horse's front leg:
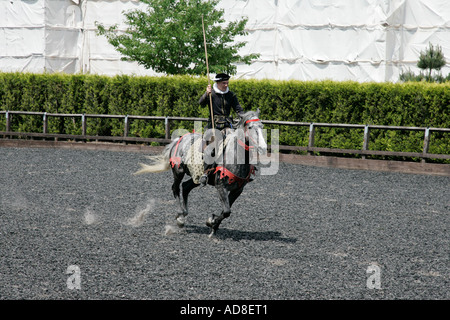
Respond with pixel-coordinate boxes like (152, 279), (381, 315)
(206, 180), (231, 237)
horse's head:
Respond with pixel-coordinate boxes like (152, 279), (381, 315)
(239, 109), (267, 155)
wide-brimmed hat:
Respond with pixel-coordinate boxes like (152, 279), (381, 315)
(213, 73), (230, 82)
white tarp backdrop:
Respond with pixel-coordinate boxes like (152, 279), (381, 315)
(1, 0), (449, 82)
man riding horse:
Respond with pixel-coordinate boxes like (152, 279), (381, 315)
(198, 73), (245, 186)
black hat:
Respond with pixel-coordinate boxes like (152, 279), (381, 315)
(213, 73), (230, 82)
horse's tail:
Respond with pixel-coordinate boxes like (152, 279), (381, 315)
(134, 139), (176, 175)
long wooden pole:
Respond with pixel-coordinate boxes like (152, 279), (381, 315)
(202, 15), (215, 132)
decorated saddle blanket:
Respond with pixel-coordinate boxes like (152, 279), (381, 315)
(169, 130), (236, 184)
(184, 137), (204, 184)
(182, 132), (233, 184)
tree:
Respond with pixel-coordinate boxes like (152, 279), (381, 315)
(96, 0), (259, 76)
(399, 43), (448, 83)
(417, 43), (446, 80)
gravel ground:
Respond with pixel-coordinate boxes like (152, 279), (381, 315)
(0, 147), (448, 300)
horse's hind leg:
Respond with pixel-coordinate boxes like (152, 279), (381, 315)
(176, 178), (199, 227)
(172, 171), (186, 227)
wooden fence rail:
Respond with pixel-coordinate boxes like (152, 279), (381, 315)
(1, 110), (449, 162)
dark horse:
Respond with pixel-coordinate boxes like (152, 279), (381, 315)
(135, 110), (267, 237)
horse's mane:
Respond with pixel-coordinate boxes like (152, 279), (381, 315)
(237, 110), (260, 128)
(222, 110), (261, 145)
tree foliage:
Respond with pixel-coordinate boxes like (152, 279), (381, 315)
(96, 0), (259, 76)
(417, 43), (446, 78)
(400, 43), (448, 83)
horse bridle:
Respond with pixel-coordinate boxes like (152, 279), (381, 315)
(242, 118), (262, 150)
(245, 118), (261, 125)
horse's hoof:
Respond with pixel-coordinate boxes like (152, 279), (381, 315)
(206, 216), (214, 228)
(176, 215), (186, 228)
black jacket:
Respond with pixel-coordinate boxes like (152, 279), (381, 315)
(199, 90), (244, 119)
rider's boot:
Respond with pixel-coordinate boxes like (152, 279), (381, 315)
(200, 136), (216, 186)
(199, 161), (210, 186)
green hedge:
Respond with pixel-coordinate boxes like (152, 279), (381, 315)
(0, 72), (448, 158)
(233, 79), (449, 157)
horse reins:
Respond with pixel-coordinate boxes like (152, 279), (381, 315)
(242, 118), (261, 150)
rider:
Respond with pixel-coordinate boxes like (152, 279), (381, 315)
(198, 73), (245, 186)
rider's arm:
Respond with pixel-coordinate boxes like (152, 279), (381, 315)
(198, 85), (212, 106)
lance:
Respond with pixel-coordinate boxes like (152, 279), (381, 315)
(202, 15), (215, 132)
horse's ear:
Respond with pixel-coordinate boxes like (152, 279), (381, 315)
(256, 108), (260, 116)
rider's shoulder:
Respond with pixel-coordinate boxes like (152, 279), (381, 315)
(227, 90), (238, 98)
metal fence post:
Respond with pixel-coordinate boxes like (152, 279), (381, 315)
(124, 115), (129, 137)
(362, 125), (370, 159)
(308, 123), (315, 155)
(422, 127), (430, 163)
(5, 111), (10, 139)
(82, 114), (86, 137)
(43, 112), (48, 134)
(6, 111), (10, 132)
(165, 117), (170, 140)
(124, 115), (129, 145)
